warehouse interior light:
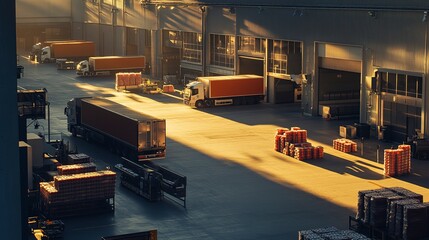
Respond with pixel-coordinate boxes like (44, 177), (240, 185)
(156, 5), (162, 10)
(423, 11), (428, 22)
(199, 6), (206, 12)
(170, 6), (175, 10)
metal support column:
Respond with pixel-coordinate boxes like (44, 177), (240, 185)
(0, 0), (23, 239)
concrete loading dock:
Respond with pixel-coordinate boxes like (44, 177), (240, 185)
(18, 57), (429, 239)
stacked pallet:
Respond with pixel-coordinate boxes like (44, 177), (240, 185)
(383, 144), (411, 177)
(115, 72), (144, 91)
(40, 170), (116, 218)
(67, 153), (91, 164)
(355, 187), (429, 239)
(332, 138), (358, 153)
(298, 227), (370, 240)
(274, 127), (323, 160)
(57, 163), (96, 175)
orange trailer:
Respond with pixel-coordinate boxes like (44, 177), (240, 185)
(183, 74), (264, 108)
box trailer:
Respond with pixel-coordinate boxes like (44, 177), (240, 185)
(76, 56), (145, 76)
(183, 74), (265, 108)
(40, 41), (95, 64)
(65, 97), (166, 161)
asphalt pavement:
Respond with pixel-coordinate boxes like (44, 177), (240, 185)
(18, 56), (429, 240)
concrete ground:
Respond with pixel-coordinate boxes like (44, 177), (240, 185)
(18, 57), (429, 240)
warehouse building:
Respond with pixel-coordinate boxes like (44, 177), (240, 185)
(16, 0), (429, 143)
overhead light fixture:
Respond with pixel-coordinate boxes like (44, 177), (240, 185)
(170, 6), (175, 10)
(423, 11), (428, 22)
(199, 6), (206, 12)
(156, 5), (162, 10)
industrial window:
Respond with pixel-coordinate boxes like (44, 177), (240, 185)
(164, 30), (182, 48)
(210, 34), (235, 68)
(238, 36), (265, 54)
(182, 32), (202, 63)
(378, 70), (422, 98)
(267, 39), (302, 74)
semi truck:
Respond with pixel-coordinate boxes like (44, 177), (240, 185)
(76, 56), (145, 76)
(183, 74), (265, 108)
(64, 97), (166, 161)
(39, 41), (95, 64)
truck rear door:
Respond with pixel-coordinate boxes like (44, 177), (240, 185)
(138, 120), (166, 151)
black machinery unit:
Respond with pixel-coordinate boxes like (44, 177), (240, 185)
(101, 230), (157, 240)
(17, 89), (47, 119)
(115, 158), (187, 208)
(411, 139), (429, 160)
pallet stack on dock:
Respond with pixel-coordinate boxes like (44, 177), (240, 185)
(66, 153), (91, 164)
(332, 138), (358, 153)
(57, 163), (96, 175)
(40, 165), (116, 218)
(298, 226), (370, 240)
(355, 187), (429, 240)
(274, 127), (324, 160)
(383, 144), (411, 177)
(115, 72), (144, 91)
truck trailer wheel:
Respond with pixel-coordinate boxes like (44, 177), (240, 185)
(195, 100), (205, 108)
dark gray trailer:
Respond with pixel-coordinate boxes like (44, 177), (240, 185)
(101, 230), (157, 240)
(65, 97), (166, 161)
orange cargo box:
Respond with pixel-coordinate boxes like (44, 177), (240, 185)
(90, 56), (145, 71)
(51, 41), (95, 58)
(199, 75), (264, 99)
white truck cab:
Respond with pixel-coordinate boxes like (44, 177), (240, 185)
(76, 60), (89, 76)
(40, 46), (52, 63)
(183, 81), (205, 108)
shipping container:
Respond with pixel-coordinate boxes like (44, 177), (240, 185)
(65, 97), (166, 161)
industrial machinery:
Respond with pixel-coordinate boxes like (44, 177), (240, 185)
(65, 97), (166, 161)
(183, 74), (264, 108)
(28, 217), (65, 240)
(115, 158), (187, 208)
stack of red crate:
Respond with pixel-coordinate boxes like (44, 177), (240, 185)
(274, 127), (323, 160)
(333, 138), (358, 153)
(384, 145), (411, 177)
(57, 163), (97, 175)
(40, 169), (116, 218)
(398, 144), (411, 175)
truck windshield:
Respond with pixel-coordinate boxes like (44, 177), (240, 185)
(183, 88), (191, 99)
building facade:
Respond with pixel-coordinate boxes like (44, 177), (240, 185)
(16, 0), (429, 143)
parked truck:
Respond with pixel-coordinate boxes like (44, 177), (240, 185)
(39, 41), (95, 65)
(76, 56), (145, 76)
(183, 74), (265, 108)
(64, 97), (166, 161)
